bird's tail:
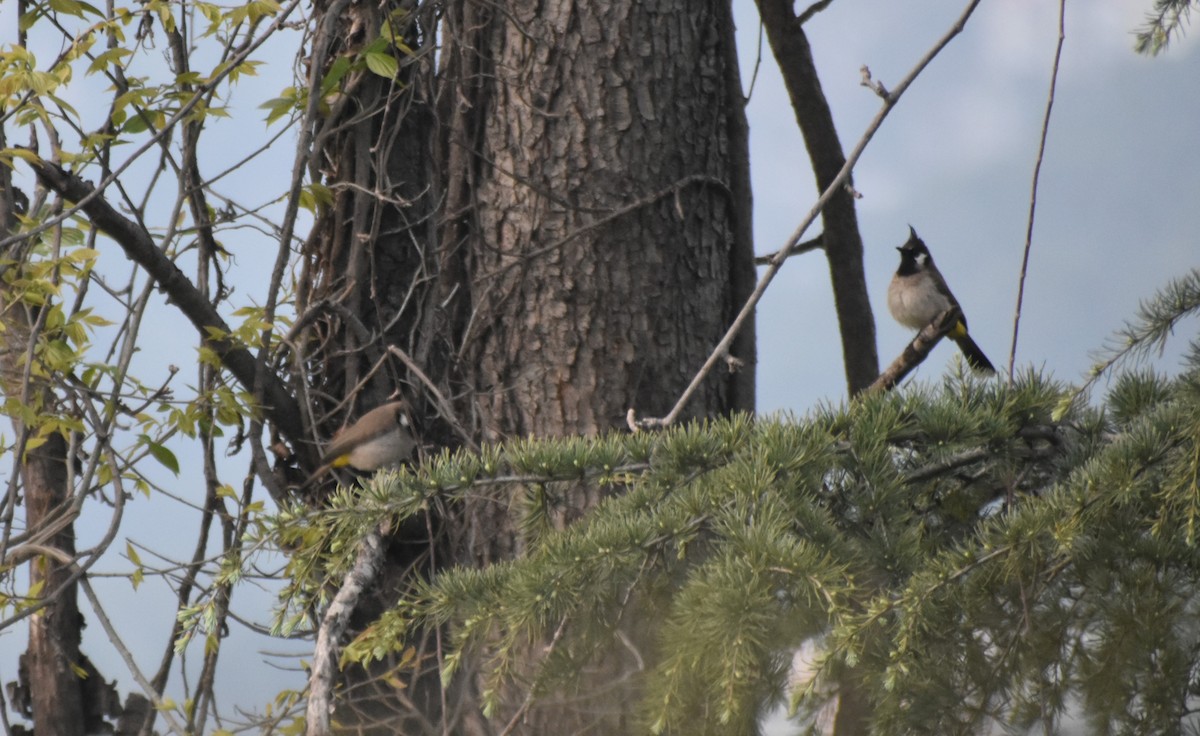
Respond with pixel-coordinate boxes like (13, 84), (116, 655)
(952, 334), (996, 373)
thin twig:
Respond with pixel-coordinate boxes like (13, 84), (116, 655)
(753, 233), (823, 265)
(29, 160), (308, 450)
(640, 0), (984, 429)
(797, 0), (835, 25)
(1008, 0), (1066, 381)
(0, 0), (304, 252)
(746, 17), (765, 101)
(473, 174), (727, 284)
(78, 575), (188, 735)
(497, 615), (570, 736)
(387, 344), (479, 451)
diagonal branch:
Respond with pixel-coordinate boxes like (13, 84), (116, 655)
(640, 0), (984, 428)
(868, 306), (965, 393)
(1007, 0), (1065, 381)
(28, 159), (308, 454)
(306, 525), (386, 736)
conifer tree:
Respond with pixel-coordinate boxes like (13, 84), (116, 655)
(277, 270), (1200, 734)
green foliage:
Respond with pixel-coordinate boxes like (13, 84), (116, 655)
(270, 264), (1200, 734)
(260, 374), (1100, 732)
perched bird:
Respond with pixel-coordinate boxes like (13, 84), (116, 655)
(887, 227), (996, 373)
(320, 400), (416, 471)
(298, 401), (416, 492)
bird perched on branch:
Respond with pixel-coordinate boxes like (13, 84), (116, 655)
(300, 400), (416, 491)
(887, 227), (996, 373)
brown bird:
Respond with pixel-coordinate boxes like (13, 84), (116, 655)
(319, 401), (415, 471)
(300, 401), (415, 490)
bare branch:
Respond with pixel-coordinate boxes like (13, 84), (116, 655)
(0, 0), (304, 253)
(859, 65), (889, 98)
(473, 174), (728, 284)
(1008, 0), (1065, 381)
(79, 576), (188, 736)
(386, 345), (479, 451)
(753, 233), (823, 265)
(306, 526), (386, 736)
(797, 0), (835, 25)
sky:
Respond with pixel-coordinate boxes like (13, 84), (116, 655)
(746, 1), (1200, 415)
(1, 0), (1199, 731)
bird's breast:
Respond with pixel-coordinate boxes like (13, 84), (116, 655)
(346, 429), (415, 471)
(888, 272), (953, 329)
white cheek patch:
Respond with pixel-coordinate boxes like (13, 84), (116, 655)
(916, 252), (929, 266)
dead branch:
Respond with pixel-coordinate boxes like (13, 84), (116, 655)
(1008, 0), (1066, 380)
(753, 233), (823, 265)
(868, 306), (963, 393)
(306, 525), (386, 736)
(387, 344), (479, 451)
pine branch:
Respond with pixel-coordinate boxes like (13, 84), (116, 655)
(1135, 0), (1198, 55)
(1077, 268), (1200, 397)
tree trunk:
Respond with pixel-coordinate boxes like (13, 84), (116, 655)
(0, 170), (86, 734)
(447, 0), (750, 441)
(20, 434), (86, 736)
(302, 0), (752, 731)
(439, 1), (753, 729)
(754, 4), (879, 730)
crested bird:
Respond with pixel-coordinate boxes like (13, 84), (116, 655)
(887, 226), (996, 373)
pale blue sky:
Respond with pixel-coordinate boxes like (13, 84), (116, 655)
(746, 1), (1200, 413)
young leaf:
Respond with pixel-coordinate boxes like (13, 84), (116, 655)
(364, 51), (398, 80)
(140, 435), (180, 475)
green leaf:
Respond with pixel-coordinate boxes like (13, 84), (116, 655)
(321, 56), (352, 95)
(86, 47), (133, 75)
(123, 111), (157, 134)
(66, 247), (100, 263)
(127, 540), (146, 590)
(125, 541), (142, 566)
(48, 0), (87, 18)
(364, 51), (398, 80)
(1, 148), (43, 165)
(140, 435), (180, 475)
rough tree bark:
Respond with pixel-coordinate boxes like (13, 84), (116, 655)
(442, 2), (754, 730)
(300, 0), (754, 732)
(12, 439), (87, 736)
(444, 0), (753, 441)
